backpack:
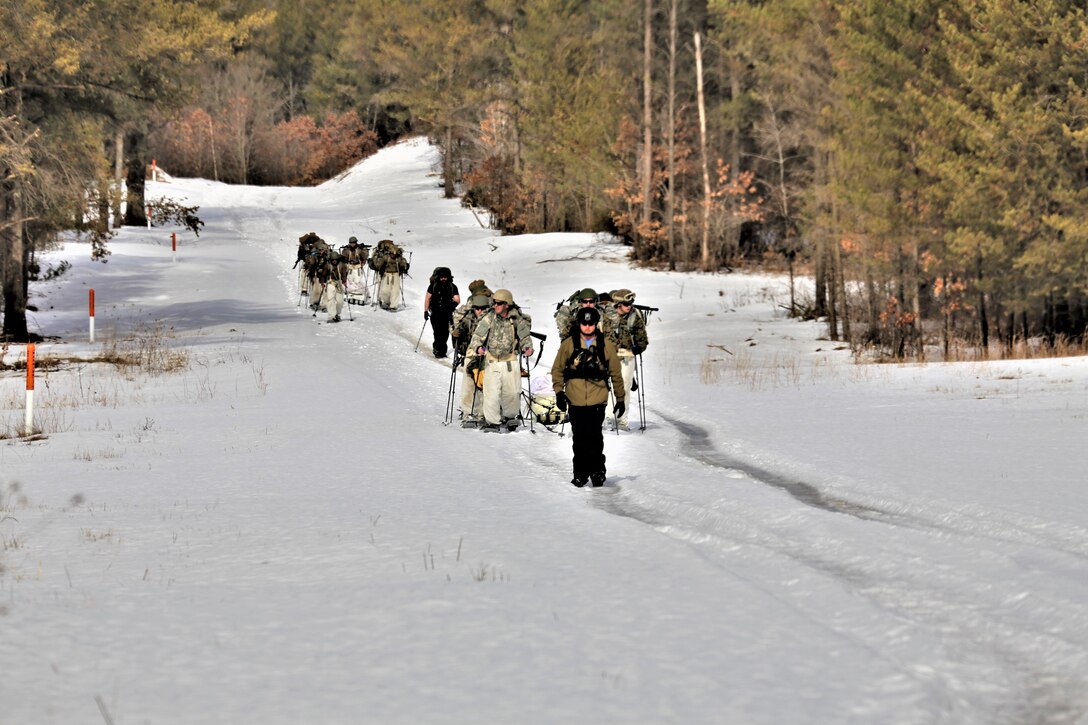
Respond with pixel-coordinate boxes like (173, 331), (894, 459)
(429, 267), (456, 312)
(564, 340), (609, 382)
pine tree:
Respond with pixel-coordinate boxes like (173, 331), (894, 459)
(0, 0), (271, 341)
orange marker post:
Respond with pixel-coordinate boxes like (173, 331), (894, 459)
(89, 288), (96, 343)
(25, 343), (35, 436)
(171, 232), (177, 263)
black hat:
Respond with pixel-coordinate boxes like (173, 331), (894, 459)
(576, 306), (600, 327)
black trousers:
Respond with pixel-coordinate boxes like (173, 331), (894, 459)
(567, 403), (606, 479)
(430, 314), (451, 357)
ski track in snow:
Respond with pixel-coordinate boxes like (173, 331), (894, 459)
(577, 416), (1088, 723)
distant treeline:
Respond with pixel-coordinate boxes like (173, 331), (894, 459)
(4, 1), (1087, 356)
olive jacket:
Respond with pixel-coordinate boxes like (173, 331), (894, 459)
(550, 334), (625, 407)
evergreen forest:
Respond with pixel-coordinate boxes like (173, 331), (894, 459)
(4, 0), (1088, 358)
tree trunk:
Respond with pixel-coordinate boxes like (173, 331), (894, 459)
(666, 0), (677, 270)
(640, 0), (654, 258)
(443, 126), (455, 198)
(1, 181), (29, 341)
(722, 55), (744, 264)
(694, 31), (712, 272)
(112, 128), (125, 228)
(124, 127), (148, 227)
(976, 254), (989, 351)
(911, 239), (923, 359)
(829, 152), (850, 343)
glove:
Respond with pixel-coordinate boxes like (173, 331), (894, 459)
(613, 401), (625, 419)
(424, 311), (430, 321)
(555, 392), (568, 412)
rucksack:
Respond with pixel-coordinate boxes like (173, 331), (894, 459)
(429, 268), (456, 312)
(564, 340), (609, 381)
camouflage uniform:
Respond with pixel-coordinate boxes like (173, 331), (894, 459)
(368, 239), (409, 310)
(604, 288), (648, 429)
(468, 289), (533, 431)
(294, 232), (322, 293)
(452, 294), (492, 427)
(452, 280), (491, 346)
(305, 242), (330, 309)
(318, 252), (347, 322)
(555, 287), (600, 341)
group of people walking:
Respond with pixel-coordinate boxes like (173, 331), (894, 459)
(294, 233), (410, 320)
(446, 280), (651, 488)
(292, 236), (652, 488)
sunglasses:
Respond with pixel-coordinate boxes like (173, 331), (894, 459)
(579, 299), (596, 304)
(616, 301), (632, 308)
(493, 301), (508, 306)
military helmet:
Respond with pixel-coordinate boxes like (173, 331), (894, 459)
(348, 236), (358, 244)
(471, 294), (491, 309)
(577, 306), (601, 326)
(577, 288), (598, 302)
(492, 289), (514, 305)
(612, 288), (635, 304)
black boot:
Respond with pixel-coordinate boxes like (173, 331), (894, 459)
(590, 471), (606, 487)
(571, 476), (588, 488)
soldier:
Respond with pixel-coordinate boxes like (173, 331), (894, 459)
(467, 289), (533, 432)
(604, 288), (648, 429)
(305, 243), (329, 310)
(319, 250), (347, 322)
(339, 236), (369, 264)
(555, 287), (601, 341)
(551, 306), (625, 487)
(424, 267), (460, 358)
(452, 294), (493, 427)
(368, 239), (410, 310)
(293, 232), (321, 292)
(341, 237), (371, 305)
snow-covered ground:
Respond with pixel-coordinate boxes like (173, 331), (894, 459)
(2, 137), (1087, 724)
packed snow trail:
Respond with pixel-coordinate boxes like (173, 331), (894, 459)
(2, 138), (1087, 724)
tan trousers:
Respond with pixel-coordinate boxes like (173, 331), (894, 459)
(378, 272), (401, 310)
(481, 355), (522, 426)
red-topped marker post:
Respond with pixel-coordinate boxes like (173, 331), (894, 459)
(25, 343), (35, 436)
(89, 288), (96, 343)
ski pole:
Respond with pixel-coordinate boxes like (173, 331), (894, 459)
(520, 355), (534, 433)
(414, 317), (427, 351)
(444, 358), (458, 425)
(636, 353), (647, 431)
(470, 364), (481, 423)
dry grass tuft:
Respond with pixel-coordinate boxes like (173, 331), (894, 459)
(100, 323), (190, 375)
